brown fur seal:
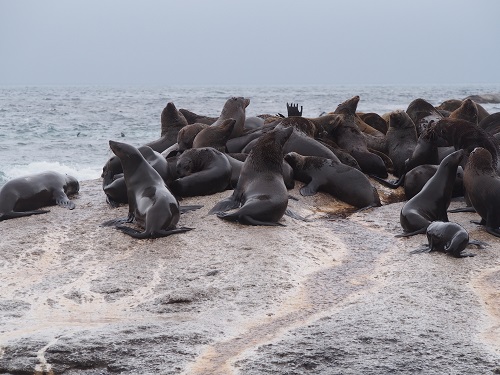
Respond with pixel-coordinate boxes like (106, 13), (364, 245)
(211, 97), (250, 139)
(208, 127), (293, 226)
(410, 221), (485, 258)
(170, 147), (232, 197)
(192, 119), (236, 151)
(160, 102), (188, 138)
(326, 96), (388, 177)
(103, 140), (195, 239)
(284, 152), (381, 209)
(396, 149), (465, 237)
(273, 116), (317, 138)
(178, 109), (217, 125)
(449, 98), (481, 124)
(384, 110), (418, 177)
(357, 112), (388, 134)
(406, 98), (443, 135)
(0, 171), (79, 221)
(463, 147), (500, 237)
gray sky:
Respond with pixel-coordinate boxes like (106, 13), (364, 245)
(1, 0), (499, 86)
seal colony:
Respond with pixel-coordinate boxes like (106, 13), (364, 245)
(1, 93), (499, 250)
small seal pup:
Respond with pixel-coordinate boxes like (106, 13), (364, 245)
(463, 147), (500, 237)
(208, 127), (294, 226)
(284, 152), (381, 209)
(410, 221), (485, 258)
(397, 149), (465, 237)
(0, 171), (79, 221)
(103, 140), (194, 239)
(170, 147), (232, 197)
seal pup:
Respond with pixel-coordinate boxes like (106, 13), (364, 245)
(284, 152), (381, 209)
(208, 127), (293, 226)
(410, 221), (485, 258)
(396, 149), (465, 237)
(170, 147), (232, 197)
(0, 171), (79, 221)
(104, 140), (193, 239)
(463, 147), (500, 237)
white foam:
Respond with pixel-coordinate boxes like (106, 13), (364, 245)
(2, 161), (101, 184)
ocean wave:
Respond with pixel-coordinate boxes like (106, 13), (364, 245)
(0, 161), (102, 187)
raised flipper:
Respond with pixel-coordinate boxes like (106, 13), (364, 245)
(208, 196), (240, 215)
(395, 227), (428, 238)
(299, 182), (318, 197)
(448, 206), (476, 213)
(369, 173), (405, 189)
(0, 210), (50, 222)
(287, 102), (303, 117)
(217, 212), (285, 226)
(180, 205), (203, 213)
(116, 225), (193, 239)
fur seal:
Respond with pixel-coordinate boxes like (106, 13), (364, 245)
(449, 98), (481, 124)
(178, 109), (217, 125)
(384, 110), (418, 177)
(170, 147), (232, 197)
(463, 147), (500, 237)
(192, 119), (236, 151)
(160, 102), (188, 138)
(103, 140), (193, 239)
(211, 97), (250, 139)
(0, 171), (79, 221)
(411, 221), (484, 258)
(464, 94), (500, 104)
(397, 149), (465, 237)
(284, 152), (381, 209)
(357, 112), (388, 134)
(406, 98), (443, 135)
(208, 127), (293, 225)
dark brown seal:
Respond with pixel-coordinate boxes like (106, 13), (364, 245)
(211, 97), (250, 139)
(208, 127), (293, 225)
(396, 149), (464, 237)
(0, 171), (79, 221)
(103, 140), (194, 239)
(406, 98), (443, 135)
(384, 110), (418, 177)
(192, 119), (236, 151)
(463, 147), (500, 237)
(284, 152), (381, 209)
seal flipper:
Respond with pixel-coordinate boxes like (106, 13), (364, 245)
(54, 192), (75, 210)
(410, 245), (432, 254)
(369, 173), (405, 189)
(395, 227), (428, 238)
(217, 212), (285, 226)
(116, 225), (193, 239)
(101, 212), (135, 227)
(208, 196), (240, 215)
(0, 210), (50, 221)
(299, 182), (319, 197)
(448, 206), (476, 213)
(284, 208), (311, 222)
(468, 239), (488, 248)
(179, 205), (203, 213)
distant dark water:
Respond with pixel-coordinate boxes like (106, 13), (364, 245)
(1, 84), (499, 186)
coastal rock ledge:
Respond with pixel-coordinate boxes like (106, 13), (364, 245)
(1, 179), (500, 374)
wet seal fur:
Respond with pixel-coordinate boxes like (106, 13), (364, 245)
(396, 149), (464, 237)
(463, 147), (500, 237)
(170, 147), (232, 197)
(410, 221), (486, 258)
(208, 127), (293, 226)
(103, 140), (195, 239)
(0, 171), (79, 221)
(284, 152), (381, 209)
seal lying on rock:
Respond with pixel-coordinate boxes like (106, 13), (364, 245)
(410, 221), (486, 258)
(103, 140), (196, 239)
(208, 127), (293, 226)
(396, 150), (464, 237)
(284, 152), (381, 209)
(0, 171), (79, 221)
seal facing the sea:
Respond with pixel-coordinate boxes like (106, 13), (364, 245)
(463, 147), (500, 237)
(397, 149), (464, 237)
(103, 140), (193, 238)
(284, 152), (381, 209)
(0, 171), (79, 221)
(208, 126), (293, 225)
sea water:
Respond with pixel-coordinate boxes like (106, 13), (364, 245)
(1, 84), (500, 187)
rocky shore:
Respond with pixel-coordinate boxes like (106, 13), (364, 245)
(1, 178), (499, 374)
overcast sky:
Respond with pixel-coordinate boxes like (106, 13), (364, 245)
(1, 0), (499, 86)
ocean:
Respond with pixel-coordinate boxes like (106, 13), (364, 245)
(1, 84), (500, 187)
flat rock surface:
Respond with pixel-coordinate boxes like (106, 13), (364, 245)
(1, 179), (500, 374)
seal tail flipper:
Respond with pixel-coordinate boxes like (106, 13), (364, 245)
(409, 245), (432, 254)
(395, 227), (428, 238)
(208, 196), (239, 215)
(217, 212), (285, 226)
(284, 208), (311, 222)
(299, 183), (318, 197)
(468, 239), (488, 249)
(101, 217), (129, 227)
(116, 225), (193, 239)
(455, 251), (476, 258)
(179, 205), (203, 213)
(369, 173), (405, 189)
(448, 206), (476, 213)
(0, 210), (50, 221)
